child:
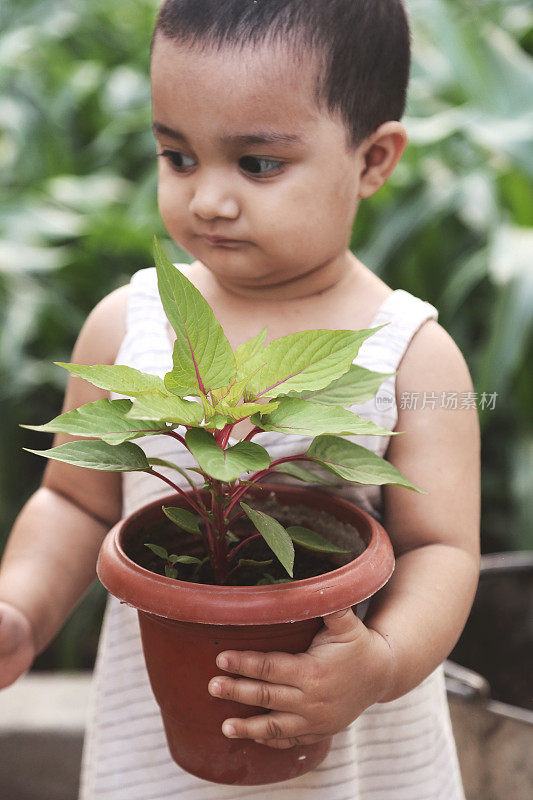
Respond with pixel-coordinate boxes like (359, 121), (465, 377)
(0, 1), (480, 798)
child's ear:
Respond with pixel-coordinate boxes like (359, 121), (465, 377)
(357, 121), (408, 199)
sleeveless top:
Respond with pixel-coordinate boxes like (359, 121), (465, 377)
(78, 267), (465, 800)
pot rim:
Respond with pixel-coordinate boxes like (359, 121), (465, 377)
(97, 483), (395, 625)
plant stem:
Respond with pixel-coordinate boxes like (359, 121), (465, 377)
(227, 532), (263, 562)
(162, 429), (208, 508)
(224, 454), (317, 517)
(208, 480), (232, 584)
(147, 469), (209, 521)
(219, 423), (264, 449)
(202, 517), (218, 575)
(163, 429), (187, 447)
(225, 508), (246, 526)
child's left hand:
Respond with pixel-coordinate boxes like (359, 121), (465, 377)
(208, 608), (395, 749)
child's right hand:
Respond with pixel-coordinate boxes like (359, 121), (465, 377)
(0, 601), (35, 690)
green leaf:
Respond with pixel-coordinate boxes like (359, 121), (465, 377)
(153, 236), (237, 395)
(185, 427), (271, 482)
(226, 529), (239, 543)
(251, 396), (399, 437)
(306, 435), (424, 492)
(237, 558), (273, 568)
(162, 506), (202, 535)
(22, 398), (167, 445)
(210, 353), (266, 406)
(54, 363), (166, 397)
(239, 502), (294, 578)
(269, 461), (338, 486)
(193, 556), (210, 577)
(234, 328), (268, 370)
(168, 554), (202, 565)
(280, 364), (396, 406)
(25, 440), (150, 471)
(145, 543), (168, 560)
(257, 572), (293, 585)
(202, 413), (230, 430)
(165, 565), (179, 578)
(242, 324), (390, 400)
(215, 399), (279, 422)
(286, 526), (351, 554)
(128, 391), (205, 424)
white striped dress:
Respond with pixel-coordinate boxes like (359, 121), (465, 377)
(78, 267), (465, 800)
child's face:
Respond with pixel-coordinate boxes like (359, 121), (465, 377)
(151, 37), (365, 301)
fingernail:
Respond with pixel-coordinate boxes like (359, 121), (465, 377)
(209, 681), (222, 696)
(217, 655), (229, 669)
(222, 722), (236, 737)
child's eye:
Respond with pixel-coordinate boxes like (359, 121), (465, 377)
(157, 150), (283, 178)
(239, 156), (284, 177)
(158, 150), (196, 171)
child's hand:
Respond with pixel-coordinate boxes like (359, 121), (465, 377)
(208, 608), (395, 749)
(0, 601), (35, 690)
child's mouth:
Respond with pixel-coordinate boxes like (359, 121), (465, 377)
(204, 236), (246, 247)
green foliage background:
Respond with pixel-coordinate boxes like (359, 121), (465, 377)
(1, 0), (532, 669)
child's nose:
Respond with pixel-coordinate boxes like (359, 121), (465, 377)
(188, 174), (239, 221)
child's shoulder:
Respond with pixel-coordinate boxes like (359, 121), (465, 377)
(74, 282), (131, 367)
(397, 316), (473, 395)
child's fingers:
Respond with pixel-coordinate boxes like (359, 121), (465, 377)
(254, 733), (326, 749)
(220, 710), (307, 741)
(321, 607), (362, 636)
(208, 675), (303, 711)
(215, 649), (310, 687)
(308, 607), (365, 650)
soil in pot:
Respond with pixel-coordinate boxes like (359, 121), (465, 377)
(123, 492), (367, 586)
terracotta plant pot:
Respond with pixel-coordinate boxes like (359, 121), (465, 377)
(96, 483), (394, 785)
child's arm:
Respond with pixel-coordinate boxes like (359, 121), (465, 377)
(0, 286), (129, 689)
(206, 320), (480, 747)
(359, 319), (480, 696)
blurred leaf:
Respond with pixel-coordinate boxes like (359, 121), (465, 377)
(46, 173), (132, 211)
(0, 240), (73, 273)
(476, 268), (533, 408)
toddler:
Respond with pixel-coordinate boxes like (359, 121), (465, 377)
(0, 2), (480, 798)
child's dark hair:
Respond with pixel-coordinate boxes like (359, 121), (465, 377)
(151, 0), (411, 152)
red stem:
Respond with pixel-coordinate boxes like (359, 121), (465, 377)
(218, 423), (264, 449)
(225, 454), (318, 517)
(148, 469), (208, 520)
(225, 508), (246, 527)
(208, 481), (232, 583)
(152, 422), (308, 584)
(162, 429), (205, 507)
(163, 429), (187, 447)
(227, 532), (263, 562)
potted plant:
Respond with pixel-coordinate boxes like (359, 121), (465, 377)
(24, 237), (423, 785)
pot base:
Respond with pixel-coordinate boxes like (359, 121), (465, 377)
(162, 713), (332, 785)
(138, 610), (333, 784)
